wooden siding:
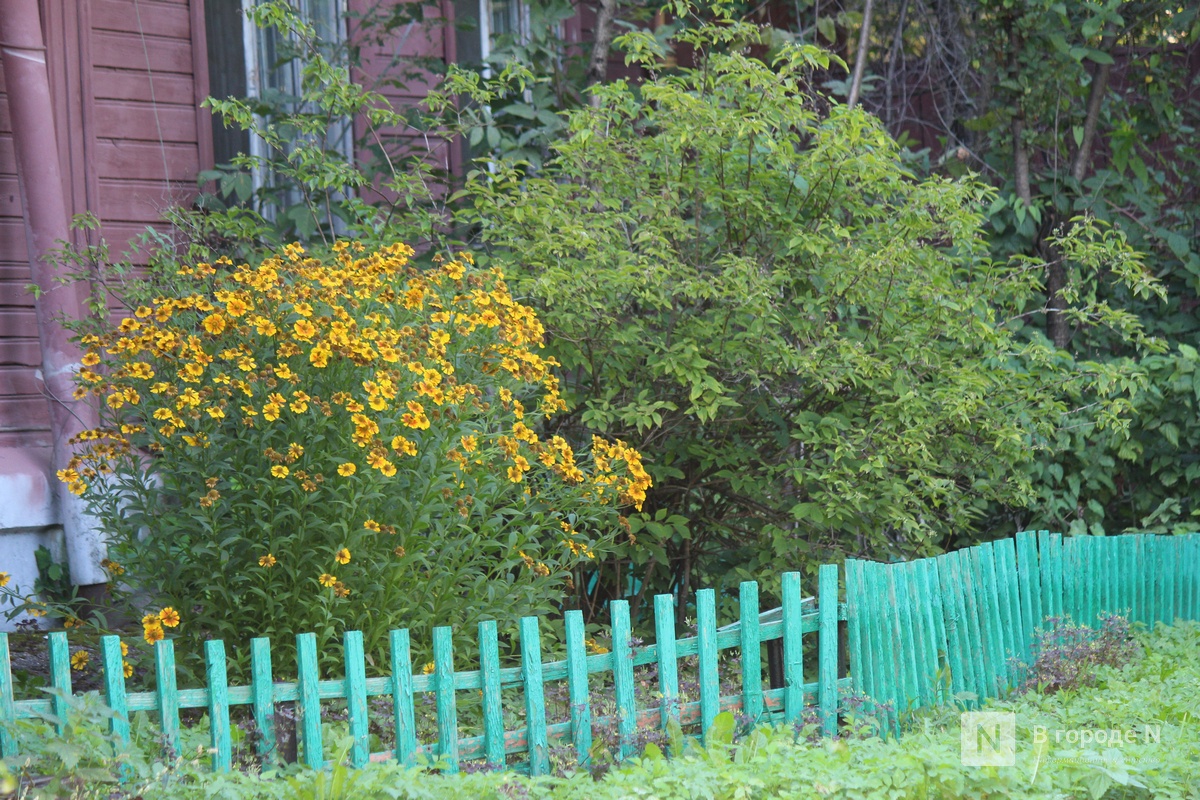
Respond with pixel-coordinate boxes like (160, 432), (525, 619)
(0, 1), (205, 435)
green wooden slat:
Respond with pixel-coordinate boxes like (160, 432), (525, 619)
(101, 635), (130, 751)
(995, 537), (1025, 671)
(390, 629), (417, 765)
(1015, 531), (1041, 656)
(1089, 535), (1102, 624)
(978, 542), (1009, 693)
(1185, 534), (1195, 623)
(945, 552), (978, 701)
(1142, 533), (1154, 621)
(1159, 535), (1171, 625)
(1037, 531), (1054, 624)
(844, 561), (867, 699)
(922, 558), (950, 704)
(478, 620), (506, 767)
(781, 572), (805, 723)
(1147, 536), (1160, 628)
(1062, 535), (1077, 621)
(739, 581), (763, 724)
(934, 555), (964, 699)
(956, 550), (987, 704)
(249, 638), (275, 764)
(1108, 536), (1121, 617)
(817, 564), (838, 735)
(564, 610), (592, 765)
(155, 639), (181, 759)
(1165, 536), (1178, 624)
(0, 633), (15, 757)
(1119, 536), (1135, 618)
(611, 599), (637, 759)
(520, 617), (550, 775)
(205, 639), (232, 772)
(653, 595), (679, 729)
(1051, 533), (1066, 619)
(296, 632), (323, 769)
(864, 563), (893, 717)
(1063, 536), (1081, 622)
(344, 631), (369, 769)
(960, 546), (988, 695)
(890, 564), (919, 709)
(47, 632), (71, 737)
(432, 626), (458, 773)
(989, 541), (1014, 692)
(995, 539), (1021, 675)
(697, 588), (721, 741)
(902, 561), (932, 709)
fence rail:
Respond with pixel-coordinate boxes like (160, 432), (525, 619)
(0, 569), (846, 775)
(2, 531), (1197, 776)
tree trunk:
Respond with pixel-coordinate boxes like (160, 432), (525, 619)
(846, 0), (876, 110)
(586, 0), (619, 106)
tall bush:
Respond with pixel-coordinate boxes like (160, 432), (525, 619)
(62, 243), (648, 673)
(441, 17), (1160, 599)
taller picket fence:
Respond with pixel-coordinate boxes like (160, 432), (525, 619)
(845, 530), (1200, 719)
(0, 531), (1196, 775)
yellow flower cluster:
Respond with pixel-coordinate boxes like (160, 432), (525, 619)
(142, 606), (180, 644)
(61, 242), (651, 609)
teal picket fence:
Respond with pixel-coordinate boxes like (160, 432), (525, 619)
(1, 531), (1196, 775)
(0, 569), (847, 774)
(845, 530), (1200, 723)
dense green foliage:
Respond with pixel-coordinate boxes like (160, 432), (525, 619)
(180, 3), (1178, 609)
(442, 20), (1159, 595)
(6, 622), (1199, 798)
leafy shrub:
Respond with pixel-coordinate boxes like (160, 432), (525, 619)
(61, 244), (649, 674)
(1015, 613), (1141, 695)
(439, 16), (1160, 600)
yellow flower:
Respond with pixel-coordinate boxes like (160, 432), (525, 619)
(64, 617), (81, 629)
(333, 582), (351, 598)
(337, 462), (356, 476)
(364, 519), (381, 532)
(158, 607), (181, 628)
(143, 623), (164, 644)
(225, 297), (251, 317)
(121, 641), (129, 657)
(70, 650), (90, 671)
(0, 572), (9, 588)
(123, 660), (133, 678)
(271, 465), (289, 479)
(101, 559), (125, 576)
(335, 548), (351, 565)
(142, 613), (161, 627)
(293, 319), (317, 341)
(422, 661), (435, 675)
(202, 314), (227, 335)
(259, 553), (277, 568)
(318, 573), (337, 587)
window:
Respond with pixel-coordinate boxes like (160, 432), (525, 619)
(205, 0), (352, 214)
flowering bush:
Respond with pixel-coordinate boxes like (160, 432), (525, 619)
(62, 242), (649, 674)
(1014, 613), (1140, 695)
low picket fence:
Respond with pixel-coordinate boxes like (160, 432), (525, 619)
(0, 568), (847, 775)
(845, 530), (1200, 720)
(1, 531), (1196, 776)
